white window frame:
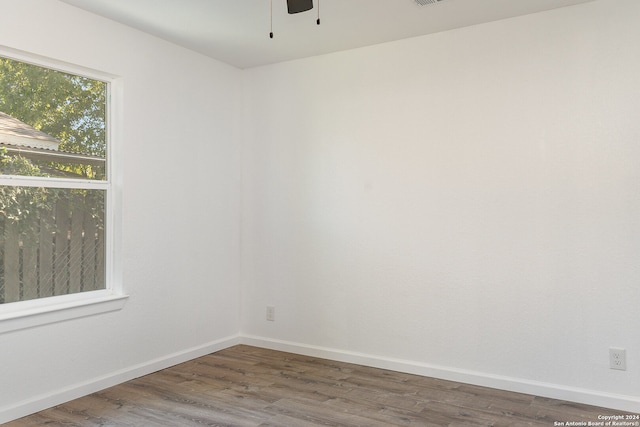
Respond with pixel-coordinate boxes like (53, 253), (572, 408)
(0, 46), (126, 334)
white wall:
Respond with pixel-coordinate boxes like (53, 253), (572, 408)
(0, 0), (242, 422)
(241, 0), (640, 410)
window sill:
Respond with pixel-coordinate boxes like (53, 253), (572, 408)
(0, 291), (128, 334)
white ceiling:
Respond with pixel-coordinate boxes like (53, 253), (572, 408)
(59, 0), (595, 69)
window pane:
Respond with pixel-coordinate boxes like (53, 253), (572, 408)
(0, 187), (105, 303)
(0, 57), (106, 180)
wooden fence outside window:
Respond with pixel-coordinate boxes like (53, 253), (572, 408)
(0, 198), (104, 304)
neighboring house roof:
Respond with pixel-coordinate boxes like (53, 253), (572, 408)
(0, 111), (104, 167)
(0, 111), (60, 150)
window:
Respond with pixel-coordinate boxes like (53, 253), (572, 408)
(0, 50), (124, 331)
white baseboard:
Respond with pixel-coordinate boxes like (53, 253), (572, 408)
(0, 334), (241, 425)
(240, 334), (640, 413)
(3, 333), (638, 424)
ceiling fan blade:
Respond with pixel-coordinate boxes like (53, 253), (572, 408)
(287, 0), (313, 14)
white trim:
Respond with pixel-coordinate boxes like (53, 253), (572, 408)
(2, 334), (638, 424)
(0, 175), (108, 189)
(240, 335), (640, 413)
(0, 45), (118, 83)
(0, 335), (241, 425)
(106, 76), (124, 298)
(0, 292), (128, 335)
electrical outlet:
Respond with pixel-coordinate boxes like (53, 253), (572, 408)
(266, 306), (275, 322)
(610, 348), (626, 371)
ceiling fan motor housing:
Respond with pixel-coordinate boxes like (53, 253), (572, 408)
(287, 0), (313, 14)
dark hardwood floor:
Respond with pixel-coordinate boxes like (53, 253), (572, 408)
(7, 345), (632, 426)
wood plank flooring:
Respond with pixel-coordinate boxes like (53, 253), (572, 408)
(7, 345), (634, 426)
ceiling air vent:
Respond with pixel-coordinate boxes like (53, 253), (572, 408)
(415, 0), (444, 5)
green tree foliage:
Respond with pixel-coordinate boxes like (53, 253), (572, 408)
(0, 57), (106, 179)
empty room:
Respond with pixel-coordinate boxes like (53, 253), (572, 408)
(0, 0), (639, 425)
